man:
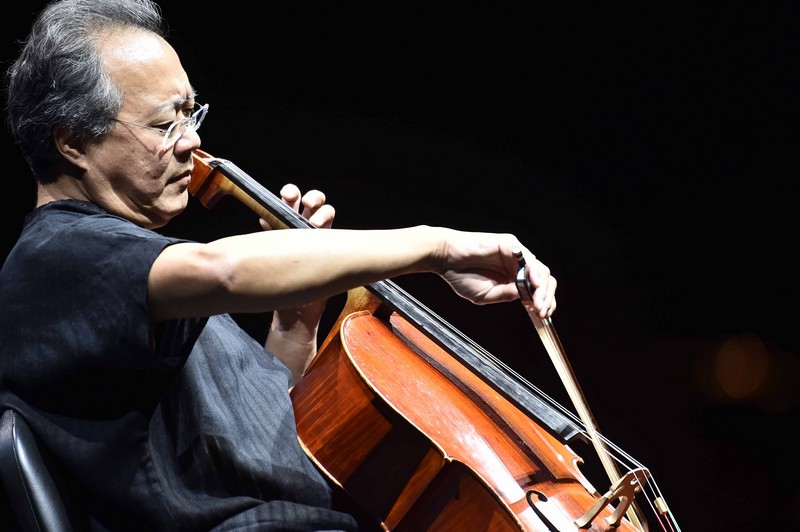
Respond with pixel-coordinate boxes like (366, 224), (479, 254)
(0, 0), (556, 530)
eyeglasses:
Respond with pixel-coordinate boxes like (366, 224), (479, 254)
(111, 102), (209, 150)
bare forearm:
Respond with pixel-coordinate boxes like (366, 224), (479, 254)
(149, 225), (445, 321)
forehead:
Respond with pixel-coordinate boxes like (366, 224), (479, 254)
(97, 28), (193, 112)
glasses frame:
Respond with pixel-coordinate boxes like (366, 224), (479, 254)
(111, 102), (208, 149)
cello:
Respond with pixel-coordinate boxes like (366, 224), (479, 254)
(189, 148), (680, 531)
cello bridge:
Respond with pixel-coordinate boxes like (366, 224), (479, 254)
(574, 467), (650, 528)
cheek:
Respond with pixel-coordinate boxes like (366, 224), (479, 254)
(114, 144), (170, 188)
(139, 157), (171, 186)
(87, 134), (162, 181)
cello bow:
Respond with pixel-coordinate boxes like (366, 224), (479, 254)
(514, 249), (677, 530)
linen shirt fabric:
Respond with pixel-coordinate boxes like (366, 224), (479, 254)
(0, 200), (357, 531)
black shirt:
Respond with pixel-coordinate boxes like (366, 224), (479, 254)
(0, 200), (357, 531)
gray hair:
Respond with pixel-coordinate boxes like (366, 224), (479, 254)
(5, 0), (166, 183)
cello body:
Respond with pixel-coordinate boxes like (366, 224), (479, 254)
(291, 288), (638, 531)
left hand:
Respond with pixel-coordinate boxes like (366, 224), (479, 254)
(259, 184), (335, 231)
(261, 183), (335, 326)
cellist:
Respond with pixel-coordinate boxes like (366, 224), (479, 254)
(0, 1), (557, 529)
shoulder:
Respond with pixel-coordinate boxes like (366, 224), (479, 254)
(26, 200), (185, 247)
(11, 200), (187, 276)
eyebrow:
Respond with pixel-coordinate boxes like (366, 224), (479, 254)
(176, 93), (198, 108)
(156, 91), (198, 114)
(182, 89), (199, 105)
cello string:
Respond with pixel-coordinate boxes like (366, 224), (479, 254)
(389, 284), (682, 530)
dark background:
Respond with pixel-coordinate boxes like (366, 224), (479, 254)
(3, 2), (798, 530)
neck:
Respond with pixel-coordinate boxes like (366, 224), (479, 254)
(36, 180), (90, 208)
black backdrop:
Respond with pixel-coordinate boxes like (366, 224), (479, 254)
(3, 2), (798, 529)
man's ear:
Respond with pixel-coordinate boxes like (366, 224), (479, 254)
(53, 125), (89, 171)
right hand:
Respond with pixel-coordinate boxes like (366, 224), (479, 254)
(439, 232), (556, 319)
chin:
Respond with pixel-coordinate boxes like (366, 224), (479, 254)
(148, 194), (189, 229)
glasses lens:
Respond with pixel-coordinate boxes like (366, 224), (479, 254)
(193, 103), (208, 131)
(162, 121), (184, 147)
(161, 103), (208, 148)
